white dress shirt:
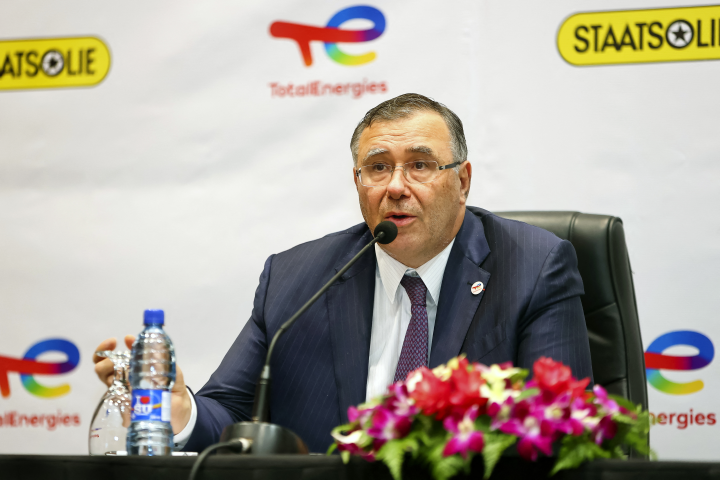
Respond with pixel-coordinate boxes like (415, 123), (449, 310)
(172, 388), (196, 449)
(174, 237), (456, 449)
(365, 239), (455, 401)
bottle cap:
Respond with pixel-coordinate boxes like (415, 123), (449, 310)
(143, 309), (165, 325)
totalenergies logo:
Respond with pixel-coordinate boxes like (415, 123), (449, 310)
(0, 339), (80, 398)
(270, 6), (386, 66)
(645, 331), (714, 395)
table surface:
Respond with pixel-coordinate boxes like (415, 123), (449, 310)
(1, 454), (720, 480)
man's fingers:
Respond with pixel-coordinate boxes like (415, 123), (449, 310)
(94, 358), (115, 387)
(172, 365), (186, 393)
(92, 338), (117, 364)
(93, 335), (134, 387)
(170, 366), (192, 434)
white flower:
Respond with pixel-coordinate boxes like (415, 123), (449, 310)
(480, 364), (523, 385)
(331, 429), (364, 445)
(406, 371), (423, 393)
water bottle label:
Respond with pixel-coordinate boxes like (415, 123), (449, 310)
(131, 390), (171, 423)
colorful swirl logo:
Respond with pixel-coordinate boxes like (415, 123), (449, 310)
(644, 330), (714, 395)
(270, 6), (386, 66)
(0, 339), (80, 398)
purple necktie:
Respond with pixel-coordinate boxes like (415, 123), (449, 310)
(394, 275), (429, 382)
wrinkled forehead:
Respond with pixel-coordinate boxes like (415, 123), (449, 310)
(357, 111), (452, 160)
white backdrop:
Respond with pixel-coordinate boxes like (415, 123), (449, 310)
(0, 0), (718, 460)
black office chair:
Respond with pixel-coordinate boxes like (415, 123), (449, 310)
(494, 211), (648, 413)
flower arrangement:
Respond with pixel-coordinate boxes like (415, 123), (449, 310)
(329, 356), (651, 480)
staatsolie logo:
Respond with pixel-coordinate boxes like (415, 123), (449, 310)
(0, 339), (80, 398)
(644, 330), (714, 395)
(270, 5), (386, 66)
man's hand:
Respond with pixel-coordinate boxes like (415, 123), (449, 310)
(92, 336), (193, 435)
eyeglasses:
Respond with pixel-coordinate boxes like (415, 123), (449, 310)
(356, 160), (463, 187)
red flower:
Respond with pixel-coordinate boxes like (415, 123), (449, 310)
(447, 359), (488, 416)
(533, 357), (589, 399)
(408, 367), (452, 419)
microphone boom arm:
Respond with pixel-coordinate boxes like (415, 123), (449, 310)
(251, 229), (389, 422)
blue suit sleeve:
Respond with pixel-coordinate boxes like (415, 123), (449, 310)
(516, 240), (594, 384)
(182, 255), (274, 452)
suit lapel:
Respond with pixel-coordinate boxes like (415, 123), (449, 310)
(327, 230), (376, 423)
(430, 209), (492, 367)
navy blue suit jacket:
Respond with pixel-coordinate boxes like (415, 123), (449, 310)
(184, 207), (593, 453)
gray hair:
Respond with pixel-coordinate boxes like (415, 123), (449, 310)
(350, 93), (468, 168)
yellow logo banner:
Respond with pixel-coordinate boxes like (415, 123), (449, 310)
(558, 5), (720, 66)
(0, 37), (110, 90)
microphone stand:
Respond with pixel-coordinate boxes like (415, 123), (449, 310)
(189, 223), (397, 476)
(252, 227), (392, 424)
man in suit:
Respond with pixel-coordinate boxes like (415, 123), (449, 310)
(94, 94), (593, 453)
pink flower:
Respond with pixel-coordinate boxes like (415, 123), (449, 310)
(496, 400), (553, 461)
(584, 385), (621, 445)
(592, 416), (618, 445)
(385, 383), (419, 418)
(567, 397), (596, 435)
(348, 406), (360, 422)
(348, 404), (379, 427)
(336, 437), (375, 460)
(537, 392), (579, 437)
(367, 406), (412, 442)
(442, 405), (484, 459)
(487, 396), (515, 430)
(592, 385), (619, 415)
(332, 429), (376, 460)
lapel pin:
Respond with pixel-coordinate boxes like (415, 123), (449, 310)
(471, 281), (484, 295)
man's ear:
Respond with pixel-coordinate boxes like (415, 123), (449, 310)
(459, 161), (472, 200)
(353, 168), (359, 189)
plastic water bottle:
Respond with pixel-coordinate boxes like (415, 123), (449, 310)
(127, 309), (176, 455)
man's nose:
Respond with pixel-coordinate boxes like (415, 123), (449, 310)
(386, 167), (409, 199)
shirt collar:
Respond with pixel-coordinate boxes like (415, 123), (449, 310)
(375, 238), (456, 305)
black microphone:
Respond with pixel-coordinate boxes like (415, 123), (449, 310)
(218, 221), (398, 455)
(373, 220), (398, 245)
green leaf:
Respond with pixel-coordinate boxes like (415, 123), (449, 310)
(330, 423), (355, 437)
(612, 412), (636, 425)
(550, 434), (611, 476)
(475, 414), (491, 432)
(341, 450), (351, 464)
(425, 442), (466, 480)
(432, 456), (466, 480)
(621, 411), (654, 458)
(376, 436), (421, 480)
(606, 394), (637, 412)
(326, 443), (338, 456)
(414, 413), (434, 433)
(482, 432), (517, 479)
(515, 387), (540, 401)
(376, 443), (405, 480)
(510, 368), (530, 383)
(357, 432), (375, 449)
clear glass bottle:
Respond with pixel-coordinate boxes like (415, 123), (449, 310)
(89, 350), (132, 455)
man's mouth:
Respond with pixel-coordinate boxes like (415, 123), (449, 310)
(384, 212), (417, 227)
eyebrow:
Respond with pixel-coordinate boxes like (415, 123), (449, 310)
(361, 148), (388, 163)
(361, 145), (439, 164)
(407, 145), (435, 156)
